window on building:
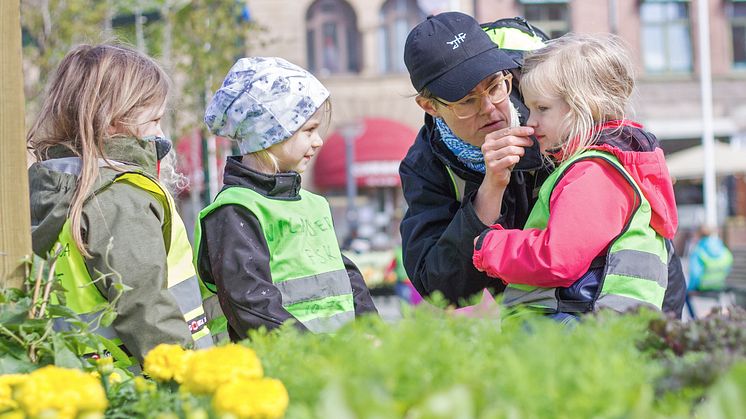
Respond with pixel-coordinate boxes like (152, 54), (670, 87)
(640, 0), (692, 74)
(306, 0), (361, 75)
(379, 0), (425, 73)
(519, 0), (569, 39)
(729, 0), (746, 69)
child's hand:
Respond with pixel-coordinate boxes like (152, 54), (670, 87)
(481, 126), (534, 188)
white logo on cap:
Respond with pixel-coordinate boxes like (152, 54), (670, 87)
(447, 33), (466, 50)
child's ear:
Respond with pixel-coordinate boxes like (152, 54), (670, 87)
(415, 96), (440, 118)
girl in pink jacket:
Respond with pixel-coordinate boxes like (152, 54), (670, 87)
(472, 33), (678, 317)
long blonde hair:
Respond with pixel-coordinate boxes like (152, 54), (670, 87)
(521, 33), (635, 161)
(27, 43), (170, 258)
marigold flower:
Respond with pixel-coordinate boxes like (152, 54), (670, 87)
(144, 344), (191, 383)
(0, 374), (27, 412)
(181, 344), (263, 395)
(14, 366), (107, 419)
(89, 371), (123, 385)
(213, 378), (289, 419)
(133, 376), (156, 394)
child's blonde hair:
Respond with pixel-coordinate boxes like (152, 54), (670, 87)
(521, 33), (635, 161)
(27, 43), (170, 257)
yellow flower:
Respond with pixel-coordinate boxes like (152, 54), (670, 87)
(181, 344), (263, 395)
(89, 371), (123, 385)
(213, 378), (289, 419)
(14, 366), (107, 419)
(143, 344), (191, 383)
(133, 376), (156, 394)
(0, 374), (27, 412)
(0, 410), (24, 419)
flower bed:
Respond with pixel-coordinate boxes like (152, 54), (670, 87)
(3, 277), (746, 418)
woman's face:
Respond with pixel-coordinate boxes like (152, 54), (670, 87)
(418, 73), (514, 147)
(523, 87), (571, 154)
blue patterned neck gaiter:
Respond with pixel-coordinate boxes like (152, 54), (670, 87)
(435, 117), (485, 174)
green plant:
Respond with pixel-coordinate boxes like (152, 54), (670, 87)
(245, 305), (695, 419)
(0, 245), (124, 374)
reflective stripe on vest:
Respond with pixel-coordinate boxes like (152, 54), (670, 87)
(503, 150), (668, 313)
(51, 171), (213, 366)
(194, 186), (355, 334)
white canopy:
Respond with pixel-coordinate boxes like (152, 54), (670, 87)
(666, 141), (746, 179)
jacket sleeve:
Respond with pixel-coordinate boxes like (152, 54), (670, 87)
(662, 239), (686, 318)
(342, 255), (379, 316)
(199, 204), (308, 340)
(473, 160), (636, 287)
(399, 154), (496, 306)
(83, 183), (191, 363)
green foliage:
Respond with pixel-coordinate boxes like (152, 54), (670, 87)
(104, 379), (213, 419)
(0, 255), (118, 374)
(639, 307), (746, 403)
(20, 0), (261, 139)
(245, 307), (693, 419)
(696, 361), (746, 419)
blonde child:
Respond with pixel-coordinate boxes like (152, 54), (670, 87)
(195, 57), (377, 340)
(28, 44), (212, 368)
(472, 34), (678, 317)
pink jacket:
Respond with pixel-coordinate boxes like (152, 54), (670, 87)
(473, 121), (678, 288)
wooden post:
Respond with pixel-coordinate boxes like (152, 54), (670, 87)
(1, 0), (31, 289)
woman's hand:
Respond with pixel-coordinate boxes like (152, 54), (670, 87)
(481, 126), (535, 188)
(473, 126), (534, 225)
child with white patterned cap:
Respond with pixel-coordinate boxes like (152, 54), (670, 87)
(194, 57), (377, 341)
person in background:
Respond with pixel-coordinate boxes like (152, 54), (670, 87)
(473, 33), (678, 318)
(195, 57), (378, 341)
(28, 43), (212, 369)
(384, 245), (423, 305)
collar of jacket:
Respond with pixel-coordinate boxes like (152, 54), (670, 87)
(46, 136), (159, 176)
(222, 155), (302, 200)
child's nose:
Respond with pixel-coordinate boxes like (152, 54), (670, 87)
(526, 113), (538, 128)
(311, 132), (323, 147)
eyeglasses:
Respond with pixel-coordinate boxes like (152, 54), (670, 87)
(433, 73), (513, 119)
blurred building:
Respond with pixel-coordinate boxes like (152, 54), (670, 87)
(246, 0), (746, 254)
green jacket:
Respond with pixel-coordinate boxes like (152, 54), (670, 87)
(29, 137), (192, 362)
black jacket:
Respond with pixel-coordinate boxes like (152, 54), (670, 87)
(399, 112), (550, 306)
(399, 113), (686, 316)
(196, 157), (378, 340)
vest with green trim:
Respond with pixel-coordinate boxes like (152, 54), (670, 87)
(194, 186), (355, 334)
(52, 171), (213, 368)
(697, 249), (733, 291)
(481, 17), (548, 58)
(502, 149), (668, 313)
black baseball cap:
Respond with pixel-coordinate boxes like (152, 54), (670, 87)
(404, 12), (518, 102)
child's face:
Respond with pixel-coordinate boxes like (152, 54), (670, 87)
(120, 102), (166, 139)
(268, 109), (324, 173)
(523, 87), (571, 154)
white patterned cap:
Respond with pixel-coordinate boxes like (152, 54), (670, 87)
(204, 57), (330, 154)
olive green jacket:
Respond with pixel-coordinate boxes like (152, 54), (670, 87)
(28, 137), (191, 362)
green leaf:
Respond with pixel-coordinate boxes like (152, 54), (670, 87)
(0, 302), (32, 325)
(0, 354), (36, 374)
(96, 336), (132, 368)
(52, 334), (84, 369)
(100, 311), (118, 328)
